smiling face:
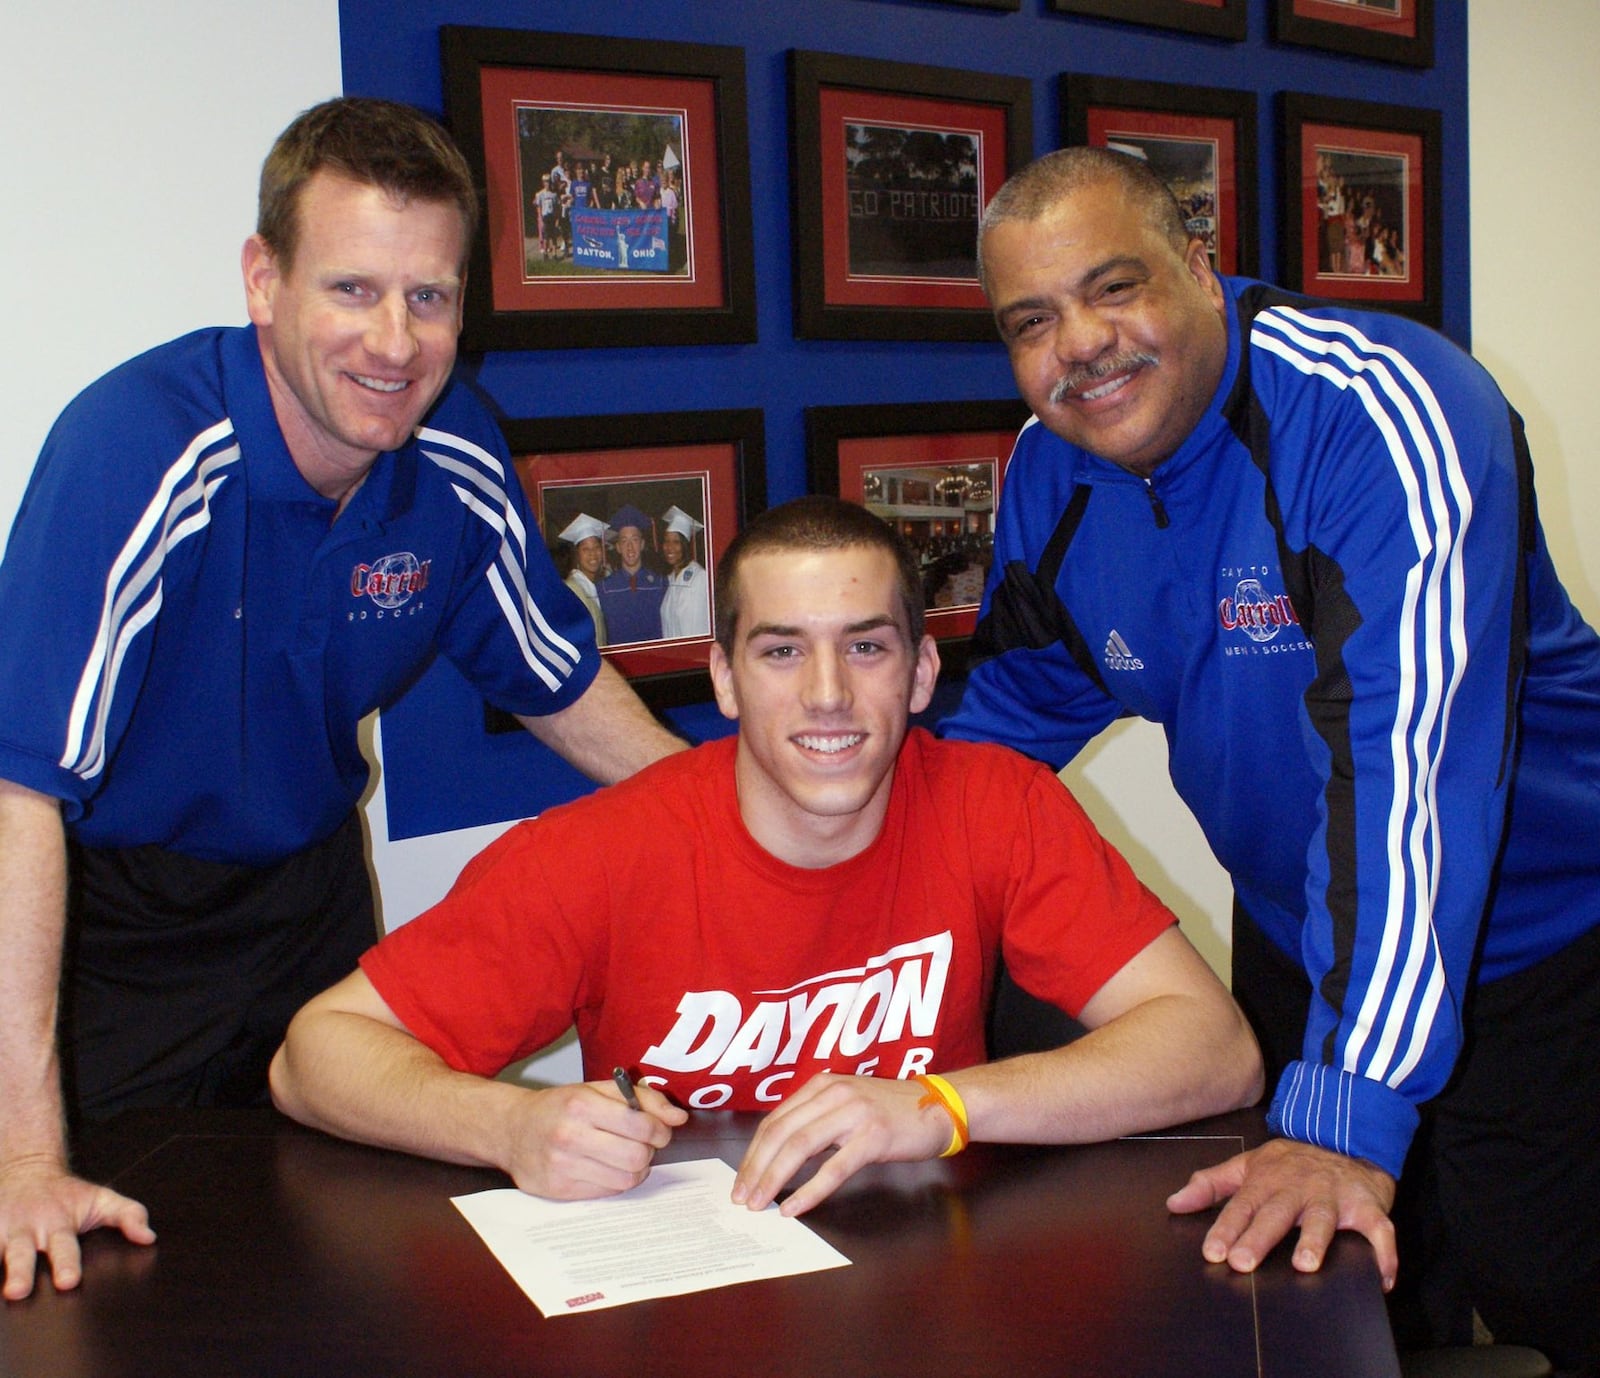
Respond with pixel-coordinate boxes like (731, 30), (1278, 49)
(709, 545), (939, 869)
(615, 526), (646, 572)
(662, 531), (688, 570)
(574, 536), (604, 579)
(982, 177), (1227, 477)
(242, 170), (466, 503)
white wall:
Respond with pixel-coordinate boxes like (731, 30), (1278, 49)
(0, 1), (343, 554)
(1, 9), (1594, 1071)
(1468, 1), (1600, 612)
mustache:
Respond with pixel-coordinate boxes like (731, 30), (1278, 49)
(1050, 351), (1159, 404)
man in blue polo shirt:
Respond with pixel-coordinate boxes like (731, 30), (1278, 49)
(0, 97), (683, 1301)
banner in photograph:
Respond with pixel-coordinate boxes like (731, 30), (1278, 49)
(571, 207), (671, 272)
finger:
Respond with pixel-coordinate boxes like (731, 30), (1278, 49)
(776, 1141), (868, 1218)
(1352, 1209), (1398, 1291)
(733, 1123), (813, 1209)
(2, 1236), (40, 1302)
(1219, 1194), (1302, 1274)
(1199, 1191), (1259, 1265)
(734, 1101), (842, 1209)
(96, 1190), (156, 1246)
(634, 1084), (688, 1129)
(1165, 1160), (1245, 1214)
(1288, 1204), (1339, 1274)
(44, 1229), (84, 1293)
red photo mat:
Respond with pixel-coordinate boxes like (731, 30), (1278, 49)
(1292, 0), (1417, 38)
(513, 440), (739, 681)
(480, 64), (726, 315)
(1084, 108), (1244, 275)
(1300, 121), (1425, 306)
(835, 428), (1016, 645)
(818, 86), (1009, 312)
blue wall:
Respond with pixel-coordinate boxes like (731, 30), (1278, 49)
(343, 0), (1469, 838)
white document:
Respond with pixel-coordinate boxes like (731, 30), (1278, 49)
(451, 1157), (851, 1316)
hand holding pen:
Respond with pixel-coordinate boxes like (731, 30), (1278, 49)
(496, 1066), (686, 1202)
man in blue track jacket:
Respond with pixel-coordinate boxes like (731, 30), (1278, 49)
(945, 147), (1599, 1372)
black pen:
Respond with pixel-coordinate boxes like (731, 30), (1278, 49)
(612, 1065), (642, 1111)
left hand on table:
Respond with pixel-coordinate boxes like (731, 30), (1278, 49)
(731, 1073), (951, 1217)
(1165, 1137), (1397, 1290)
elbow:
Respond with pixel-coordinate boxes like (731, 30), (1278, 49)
(1228, 1010), (1267, 1112)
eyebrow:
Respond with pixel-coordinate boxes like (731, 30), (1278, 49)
(743, 613), (902, 643)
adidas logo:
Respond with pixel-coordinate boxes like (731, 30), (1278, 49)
(1103, 630), (1145, 672)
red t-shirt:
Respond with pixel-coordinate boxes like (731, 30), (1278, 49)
(362, 730), (1174, 1111)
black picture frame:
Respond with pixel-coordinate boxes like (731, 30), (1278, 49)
(441, 25), (757, 352)
(789, 50), (1032, 342)
(1281, 92), (1442, 326)
(1048, 0), (1247, 41)
(1061, 74), (1259, 278)
(488, 408), (766, 721)
(1273, 0), (1434, 68)
(806, 399), (1030, 678)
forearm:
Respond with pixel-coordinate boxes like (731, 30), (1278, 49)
(517, 660), (687, 785)
(0, 780), (71, 1172)
(953, 987), (1262, 1146)
(270, 1005), (526, 1174)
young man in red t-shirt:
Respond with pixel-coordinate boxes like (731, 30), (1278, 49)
(270, 497), (1261, 1215)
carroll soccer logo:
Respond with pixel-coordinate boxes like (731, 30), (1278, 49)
(350, 552), (431, 610)
(1219, 576), (1298, 644)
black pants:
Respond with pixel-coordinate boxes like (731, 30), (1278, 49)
(1232, 905), (1600, 1377)
(60, 813), (376, 1123)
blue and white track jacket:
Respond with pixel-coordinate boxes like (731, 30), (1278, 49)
(944, 278), (1600, 1176)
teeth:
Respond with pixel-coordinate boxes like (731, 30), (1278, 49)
(1078, 374), (1131, 401)
(353, 374), (409, 393)
(796, 733), (862, 754)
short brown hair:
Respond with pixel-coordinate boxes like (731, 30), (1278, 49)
(713, 496), (925, 653)
(977, 146), (1188, 295)
(256, 97), (479, 271)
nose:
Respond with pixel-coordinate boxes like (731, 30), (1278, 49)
(1053, 301), (1116, 365)
(800, 646), (851, 714)
(365, 294), (420, 366)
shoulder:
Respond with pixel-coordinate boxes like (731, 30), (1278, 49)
(37, 327), (245, 502)
(415, 378), (511, 474)
(1243, 288), (1500, 418)
(51, 327), (236, 440)
(903, 729), (1057, 806)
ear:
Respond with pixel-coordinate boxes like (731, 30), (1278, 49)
(241, 234), (281, 328)
(1183, 235), (1226, 314)
(908, 634), (940, 716)
(708, 642), (740, 722)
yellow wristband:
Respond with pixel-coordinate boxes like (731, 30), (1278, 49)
(914, 1073), (970, 1157)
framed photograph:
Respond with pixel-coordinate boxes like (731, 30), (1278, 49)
(789, 51), (1032, 341)
(1281, 93), (1441, 325)
(1048, 0), (1247, 41)
(441, 26), (756, 351)
(806, 400), (1029, 676)
(1061, 75), (1259, 277)
(492, 409), (765, 716)
(1273, 0), (1433, 68)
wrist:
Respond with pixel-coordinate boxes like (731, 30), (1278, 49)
(913, 1074), (970, 1157)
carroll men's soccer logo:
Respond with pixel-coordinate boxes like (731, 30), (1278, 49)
(1219, 576), (1299, 644)
(350, 552), (431, 610)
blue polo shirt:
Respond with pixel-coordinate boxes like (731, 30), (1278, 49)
(0, 326), (599, 864)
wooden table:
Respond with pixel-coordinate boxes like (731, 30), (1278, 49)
(0, 1107), (1398, 1377)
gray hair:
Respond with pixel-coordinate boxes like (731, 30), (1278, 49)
(976, 147), (1189, 296)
